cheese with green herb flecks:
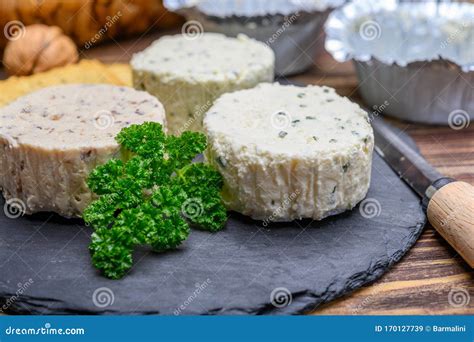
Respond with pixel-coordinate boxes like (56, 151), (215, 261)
(131, 33), (275, 135)
(0, 84), (166, 218)
(203, 83), (374, 222)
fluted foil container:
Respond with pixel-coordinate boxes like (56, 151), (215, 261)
(325, 0), (474, 125)
(164, 0), (345, 76)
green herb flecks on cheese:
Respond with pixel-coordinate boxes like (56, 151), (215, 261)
(131, 33), (275, 134)
(203, 83), (374, 222)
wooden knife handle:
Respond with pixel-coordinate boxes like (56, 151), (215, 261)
(427, 181), (474, 267)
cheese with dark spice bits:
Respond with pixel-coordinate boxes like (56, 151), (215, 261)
(0, 84), (166, 217)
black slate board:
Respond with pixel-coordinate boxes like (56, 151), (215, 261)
(0, 149), (426, 315)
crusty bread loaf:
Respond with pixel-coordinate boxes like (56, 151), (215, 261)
(0, 0), (183, 52)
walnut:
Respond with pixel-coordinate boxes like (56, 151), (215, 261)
(3, 24), (79, 76)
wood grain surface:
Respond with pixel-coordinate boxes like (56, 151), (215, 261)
(1, 30), (473, 315)
(427, 181), (474, 268)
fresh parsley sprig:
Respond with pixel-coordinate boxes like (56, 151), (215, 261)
(83, 122), (227, 279)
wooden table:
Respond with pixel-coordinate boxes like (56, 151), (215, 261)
(2, 30), (473, 315)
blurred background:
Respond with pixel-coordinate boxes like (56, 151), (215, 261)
(0, 0), (472, 76)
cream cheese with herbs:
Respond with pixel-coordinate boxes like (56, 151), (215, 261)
(0, 84), (166, 217)
(203, 83), (374, 221)
(131, 33), (275, 135)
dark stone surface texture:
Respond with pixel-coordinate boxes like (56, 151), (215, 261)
(0, 151), (426, 315)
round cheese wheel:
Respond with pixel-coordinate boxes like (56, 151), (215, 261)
(0, 84), (166, 217)
(203, 83), (374, 221)
(131, 33), (275, 135)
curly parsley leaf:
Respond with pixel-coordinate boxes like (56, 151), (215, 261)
(89, 226), (134, 280)
(84, 122), (227, 279)
(175, 164), (227, 232)
(116, 122), (166, 158)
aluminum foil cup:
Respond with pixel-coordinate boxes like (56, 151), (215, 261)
(164, 0), (345, 76)
(325, 0), (474, 126)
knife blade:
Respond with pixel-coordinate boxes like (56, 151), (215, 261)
(371, 116), (443, 198)
(371, 115), (474, 268)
